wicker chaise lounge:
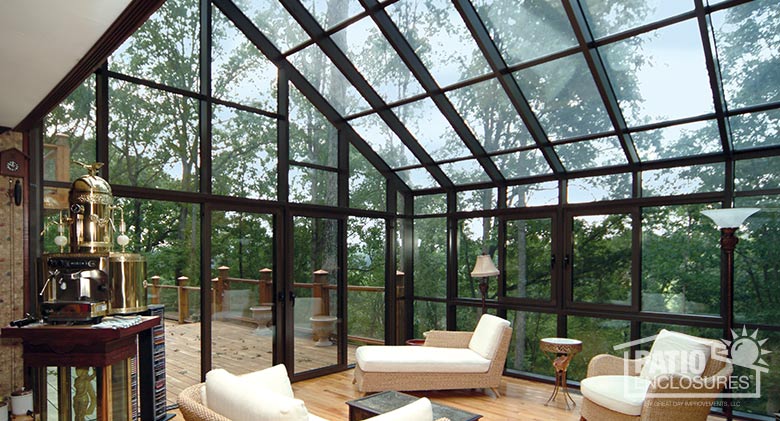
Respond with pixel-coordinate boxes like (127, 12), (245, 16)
(353, 314), (512, 397)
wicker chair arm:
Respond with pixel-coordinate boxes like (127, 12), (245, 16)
(423, 331), (473, 348)
(639, 365), (733, 421)
(587, 354), (646, 377)
(177, 383), (231, 421)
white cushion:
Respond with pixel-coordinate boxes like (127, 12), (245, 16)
(205, 369), (310, 421)
(581, 375), (651, 416)
(639, 329), (712, 381)
(468, 314), (510, 359)
(356, 346), (491, 373)
(365, 397), (433, 421)
(242, 364), (295, 398)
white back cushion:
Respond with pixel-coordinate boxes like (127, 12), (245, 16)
(205, 369), (310, 421)
(639, 329), (712, 381)
(580, 375), (651, 416)
(468, 314), (510, 359)
(365, 397), (433, 421)
(242, 364), (295, 398)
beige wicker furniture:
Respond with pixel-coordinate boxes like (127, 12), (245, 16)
(580, 330), (733, 421)
(353, 314), (512, 397)
(177, 365), (330, 421)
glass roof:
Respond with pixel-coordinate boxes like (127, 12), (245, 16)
(223, 0), (780, 191)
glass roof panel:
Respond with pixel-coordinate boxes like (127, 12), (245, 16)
(735, 156), (780, 192)
(396, 167), (440, 190)
(555, 136), (625, 171)
(349, 113), (421, 169)
(110, 0), (199, 92)
(568, 173), (632, 203)
(244, 0), (309, 52)
(508, 182), (559, 207)
(299, 0), (364, 30)
(332, 17), (425, 104)
(392, 97), (472, 161)
(458, 188), (497, 212)
(492, 149), (552, 179)
(711, 0), (780, 109)
(288, 44), (371, 116)
(512, 54), (612, 140)
(385, 0), (490, 87)
(439, 159), (491, 185)
(601, 19), (713, 126)
(642, 163), (724, 196)
(446, 77), (535, 152)
(472, 0), (578, 66)
(212, 6), (277, 110)
(289, 86), (338, 167)
(580, 1), (694, 40)
(730, 110), (780, 151)
(632, 120), (721, 161)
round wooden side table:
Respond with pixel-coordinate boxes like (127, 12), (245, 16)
(539, 337), (583, 409)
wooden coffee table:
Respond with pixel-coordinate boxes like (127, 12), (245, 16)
(346, 391), (482, 421)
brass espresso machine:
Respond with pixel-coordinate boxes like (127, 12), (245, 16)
(40, 162), (147, 323)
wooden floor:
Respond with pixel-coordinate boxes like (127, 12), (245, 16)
(169, 369), (726, 420)
(164, 319), (357, 404)
(163, 319), (724, 420)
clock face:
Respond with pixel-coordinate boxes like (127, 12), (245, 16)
(6, 160), (19, 172)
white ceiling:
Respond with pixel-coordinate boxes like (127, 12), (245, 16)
(0, 0), (132, 129)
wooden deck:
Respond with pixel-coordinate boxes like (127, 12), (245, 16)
(164, 319), (357, 405)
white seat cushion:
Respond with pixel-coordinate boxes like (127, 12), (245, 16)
(468, 314), (510, 359)
(581, 375), (651, 416)
(366, 397), (433, 421)
(356, 346), (491, 373)
(639, 329), (712, 381)
(205, 369), (310, 421)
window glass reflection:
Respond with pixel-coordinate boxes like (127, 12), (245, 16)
(730, 110), (780, 151)
(568, 173), (632, 203)
(472, 0), (577, 66)
(333, 17), (424, 103)
(289, 44), (370, 116)
(396, 167), (440, 190)
(440, 159), (491, 185)
(580, 0), (694, 40)
(632, 120), (720, 161)
(711, 0), (780, 109)
(601, 19), (712, 126)
(447, 77), (535, 152)
(349, 113), (420, 169)
(512, 54), (612, 140)
(555, 137), (625, 171)
(300, 0), (364, 30)
(393, 98), (472, 161)
(212, 6), (277, 110)
(386, 0), (490, 87)
(492, 149), (551, 179)
(642, 163), (724, 196)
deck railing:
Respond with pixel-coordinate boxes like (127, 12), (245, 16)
(147, 267), (388, 344)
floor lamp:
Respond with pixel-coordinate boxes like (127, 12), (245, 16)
(701, 207), (759, 421)
(471, 254), (499, 315)
(701, 207), (759, 334)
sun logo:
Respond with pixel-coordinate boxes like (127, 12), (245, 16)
(719, 326), (772, 371)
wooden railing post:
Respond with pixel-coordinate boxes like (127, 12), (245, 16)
(395, 271), (405, 344)
(150, 275), (161, 305)
(177, 276), (189, 324)
(217, 266), (230, 315)
(259, 268), (273, 305)
(313, 269), (329, 316)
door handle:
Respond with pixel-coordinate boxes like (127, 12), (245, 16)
(563, 254), (570, 267)
(289, 291), (296, 306)
(551, 254), (556, 268)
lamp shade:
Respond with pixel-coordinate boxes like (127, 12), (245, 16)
(701, 208), (760, 229)
(471, 254), (499, 277)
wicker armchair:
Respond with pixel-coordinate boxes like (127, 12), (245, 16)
(580, 331), (733, 421)
(354, 314), (512, 397)
(178, 383), (230, 421)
